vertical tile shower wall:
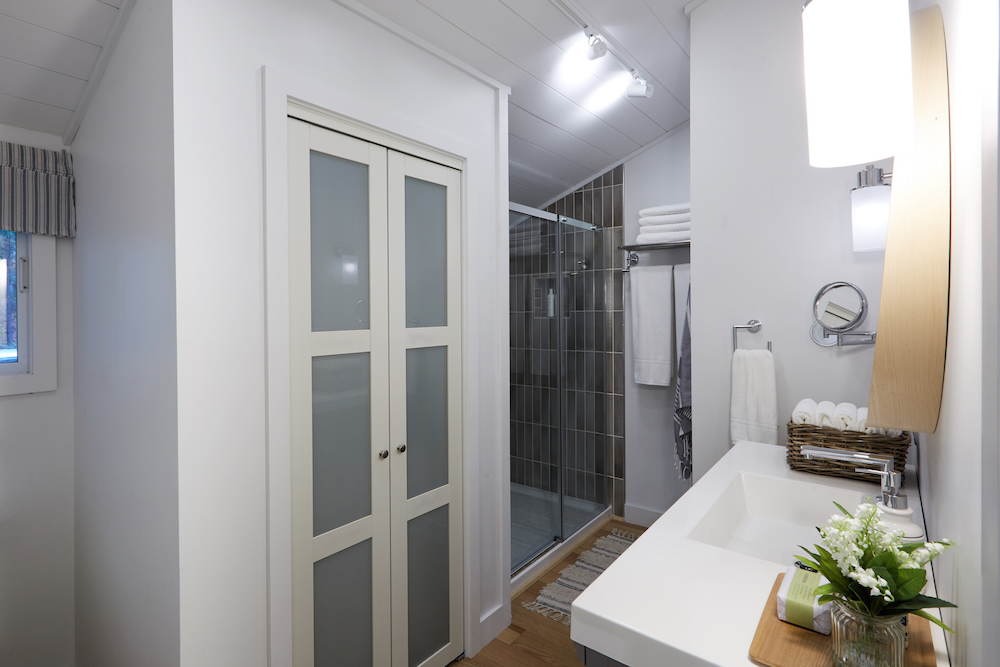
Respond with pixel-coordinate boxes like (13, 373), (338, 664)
(547, 165), (626, 517)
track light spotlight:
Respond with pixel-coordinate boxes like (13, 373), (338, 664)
(626, 77), (653, 98)
(586, 35), (608, 60)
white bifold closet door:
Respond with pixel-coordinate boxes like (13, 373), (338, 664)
(288, 117), (463, 667)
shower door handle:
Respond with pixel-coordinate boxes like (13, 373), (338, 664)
(397, 444), (406, 454)
(378, 450), (389, 460)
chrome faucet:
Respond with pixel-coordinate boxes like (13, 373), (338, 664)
(800, 445), (908, 509)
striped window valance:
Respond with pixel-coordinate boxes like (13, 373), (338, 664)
(0, 141), (76, 238)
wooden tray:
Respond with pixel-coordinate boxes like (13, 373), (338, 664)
(748, 574), (937, 667)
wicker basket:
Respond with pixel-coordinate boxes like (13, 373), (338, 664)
(786, 422), (912, 484)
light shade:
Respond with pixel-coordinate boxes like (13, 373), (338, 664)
(851, 184), (891, 251)
(802, 0), (914, 167)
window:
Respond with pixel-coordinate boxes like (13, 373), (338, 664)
(0, 232), (56, 395)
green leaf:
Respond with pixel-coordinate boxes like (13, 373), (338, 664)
(898, 541), (926, 554)
(833, 501), (854, 518)
(814, 583), (839, 597)
(868, 552), (900, 584)
(894, 568), (927, 601)
(911, 608), (955, 633)
(871, 565), (898, 599)
(886, 594), (957, 612)
(817, 594), (842, 605)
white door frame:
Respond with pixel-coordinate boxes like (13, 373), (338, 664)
(261, 65), (512, 665)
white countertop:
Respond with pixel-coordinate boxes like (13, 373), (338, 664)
(570, 440), (950, 667)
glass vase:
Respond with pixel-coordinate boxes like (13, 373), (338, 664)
(830, 600), (907, 667)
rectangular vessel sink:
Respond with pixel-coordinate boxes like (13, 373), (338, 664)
(685, 472), (868, 565)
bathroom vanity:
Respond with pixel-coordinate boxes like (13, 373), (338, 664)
(570, 441), (951, 667)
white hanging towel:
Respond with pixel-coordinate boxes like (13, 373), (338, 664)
(639, 203), (691, 217)
(730, 349), (778, 444)
(673, 264), (690, 363)
(629, 265), (673, 386)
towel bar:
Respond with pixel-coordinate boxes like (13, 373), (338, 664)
(733, 320), (772, 352)
(618, 242), (690, 272)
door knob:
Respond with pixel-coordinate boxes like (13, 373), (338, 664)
(378, 450), (389, 460)
(397, 444), (406, 454)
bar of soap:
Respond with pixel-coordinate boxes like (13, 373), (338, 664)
(776, 565), (832, 635)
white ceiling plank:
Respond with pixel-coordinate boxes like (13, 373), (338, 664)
(508, 77), (642, 159)
(509, 134), (595, 185)
(509, 180), (554, 207)
(0, 93), (73, 136)
(416, 0), (667, 144)
(358, 0), (650, 155)
(576, 0), (691, 109)
(1, 0), (118, 47)
(640, 0), (691, 57)
(509, 159), (577, 195)
(0, 57), (86, 111)
(509, 104), (615, 173)
(0, 14), (100, 80)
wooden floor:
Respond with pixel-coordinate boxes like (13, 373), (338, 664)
(455, 517), (647, 667)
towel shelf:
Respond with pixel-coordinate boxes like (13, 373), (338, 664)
(618, 242), (690, 272)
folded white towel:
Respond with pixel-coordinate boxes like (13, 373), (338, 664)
(792, 398), (818, 425)
(637, 222), (690, 235)
(629, 265), (673, 386)
(639, 212), (691, 226)
(639, 203), (691, 217)
(730, 349), (778, 445)
(856, 407), (869, 432)
(815, 401), (837, 429)
(834, 403), (858, 431)
(636, 230), (690, 244)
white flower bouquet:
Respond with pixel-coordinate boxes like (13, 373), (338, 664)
(799, 502), (956, 631)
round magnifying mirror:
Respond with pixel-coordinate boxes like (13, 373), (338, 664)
(813, 281), (867, 332)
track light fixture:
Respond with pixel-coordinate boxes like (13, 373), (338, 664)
(626, 76), (653, 98)
(586, 34), (608, 60)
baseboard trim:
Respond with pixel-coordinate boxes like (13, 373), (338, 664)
(623, 503), (664, 528)
(510, 506), (612, 600)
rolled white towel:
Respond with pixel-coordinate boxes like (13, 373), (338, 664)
(635, 230), (690, 244)
(639, 203), (690, 217)
(856, 407), (869, 432)
(833, 403), (858, 431)
(636, 222), (690, 235)
(639, 212), (691, 226)
(792, 398), (818, 425)
(816, 401), (837, 429)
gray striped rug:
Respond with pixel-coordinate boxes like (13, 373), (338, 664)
(522, 529), (636, 625)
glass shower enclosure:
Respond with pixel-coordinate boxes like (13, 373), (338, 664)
(509, 202), (610, 573)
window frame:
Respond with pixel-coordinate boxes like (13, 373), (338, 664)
(0, 233), (56, 396)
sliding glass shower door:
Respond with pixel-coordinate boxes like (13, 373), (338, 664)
(509, 204), (609, 573)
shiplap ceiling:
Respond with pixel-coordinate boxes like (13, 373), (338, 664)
(356, 0), (693, 207)
(0, 0), (691, 206)
(0, 0), (134, 144)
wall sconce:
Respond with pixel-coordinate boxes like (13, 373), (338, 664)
(851, 165), (891, 252)
(802, 0), (913, 168)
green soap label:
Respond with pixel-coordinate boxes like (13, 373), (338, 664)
(786, 569), (821, 631)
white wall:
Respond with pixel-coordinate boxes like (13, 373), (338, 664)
(622, 125), (692, 525)
(71, 0), (180, 664)
(689, 0), (889, 480)
(0, 125), (75, 667)
(910, 1), (999, 666)
(170, 0), (508, 662)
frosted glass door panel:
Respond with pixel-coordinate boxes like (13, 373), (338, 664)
(407, 506), (449, 667)
(313, 354), (371, 535)
(311, 151), (370, 332)
(404, 177), (447, 328)
(406, 346), (448, 499)
(314, 539), (373, 667)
